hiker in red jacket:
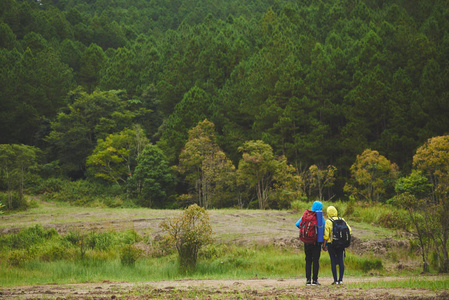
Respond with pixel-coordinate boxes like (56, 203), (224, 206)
(296, 201), (326, 285)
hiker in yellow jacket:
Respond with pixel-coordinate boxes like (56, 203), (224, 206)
(323, 206), (351, 285)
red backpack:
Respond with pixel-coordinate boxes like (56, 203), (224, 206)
(299, 210), (318, 243)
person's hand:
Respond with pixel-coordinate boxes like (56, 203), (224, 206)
(322, 245), (327, 252)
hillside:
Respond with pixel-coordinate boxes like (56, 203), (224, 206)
(1, 0), (449, 204)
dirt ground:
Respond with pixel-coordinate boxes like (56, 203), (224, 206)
(1, 203), (448, 299)
(1, 276), (448, 299)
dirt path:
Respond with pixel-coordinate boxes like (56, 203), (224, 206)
(1, 276), (447, 299)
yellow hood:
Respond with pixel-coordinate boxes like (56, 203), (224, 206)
(327, 206), (338, 219)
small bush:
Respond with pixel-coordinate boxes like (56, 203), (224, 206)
(150, 235), (175, 258)
(290, 200), (312, 213)
(47, 179), (126, 207)
(0, 192), (27, 211)
(29, 177), (66, 194)
(87, 232), (113, 251)
(7, 225), (57, 250)
(116, 229), (141, 245)
(377, 210), (410, 230)
(103, 196), (123, 208)
(160, 204), (213, 273)
(39, 243), (74, 262)
(8, 249), (32, 267)
(120, 244), (142, 266)
(64, 230), (88, 258)
(345, 196), (355, 216)
(199, 244), (221, 260)
(358, 257), (383, 272)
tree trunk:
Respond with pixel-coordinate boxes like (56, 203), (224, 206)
(442, 238), (449, 273)
(257, 180), (263, 209)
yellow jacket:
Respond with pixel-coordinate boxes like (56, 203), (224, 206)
(324, 206), (352, 244)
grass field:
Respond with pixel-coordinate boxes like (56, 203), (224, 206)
(0, 199), (448, 299)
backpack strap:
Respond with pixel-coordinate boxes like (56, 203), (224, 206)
(329, 217), (342, 223)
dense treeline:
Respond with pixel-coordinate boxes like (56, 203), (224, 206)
(1, 0), (449, 209)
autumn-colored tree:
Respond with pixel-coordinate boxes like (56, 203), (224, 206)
(237, 140), (299, 209)
(306, 164), (337, 201)
(344, 149), (399, 202)
(269, 155), (303, 209)
(177, 119), (236, 208)
(412, 135), (449, 273)
(160, 204), (213, 273)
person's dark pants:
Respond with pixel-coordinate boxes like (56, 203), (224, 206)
(304, 242), (322, 282)
(328, 244), (345, 282)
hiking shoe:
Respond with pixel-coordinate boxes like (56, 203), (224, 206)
(306, 280), (311, 286)
(338, 281), (343, 285)
(331, 281), (339, 285)
(312, 281), (321, 285)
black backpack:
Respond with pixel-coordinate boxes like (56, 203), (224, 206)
(330, 217), (351, 249)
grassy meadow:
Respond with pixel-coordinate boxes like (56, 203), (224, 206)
(0, 199), (448, 290)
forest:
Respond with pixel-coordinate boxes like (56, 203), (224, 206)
(1, 0), (449, 211)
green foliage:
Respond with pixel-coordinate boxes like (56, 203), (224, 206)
(376, 210), (410, 230)
(0, 225), (143, 271)
(394, 170), (432, 199)
(78, 43), (106, 92)
(0, 220), (439, 287)
(158, 86), (213, 163)
(64, 229), (89, 259)
(0, 192), (27, 212)
(87, 232), (113, 251)
(177, 120), (236, 208)
(129, 144), (176, 208)
(86, 127), (148, 185)
(1, 0), (449, 206)
(120, 244), (142, 266)
(38, 241), (73, 262)
(46, 179), (125, 207)
(305, 165), (337, 201)
(410, 135), (449, 273)
(361, 258), (384, 272)
(0, 225), (57, 251)
(45, 90), (132, 178)
(238, 140), (300, 209)
(0, 144), (40, 210)
(7, 249), (30, 267)
(304, 200), (411, 232)
(346, 255), (383, 273)
(28, 177), (66, 195)
(160, 204), (213, 273)
(344, 149), (399, 202)
(290, 200), (310, 212)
